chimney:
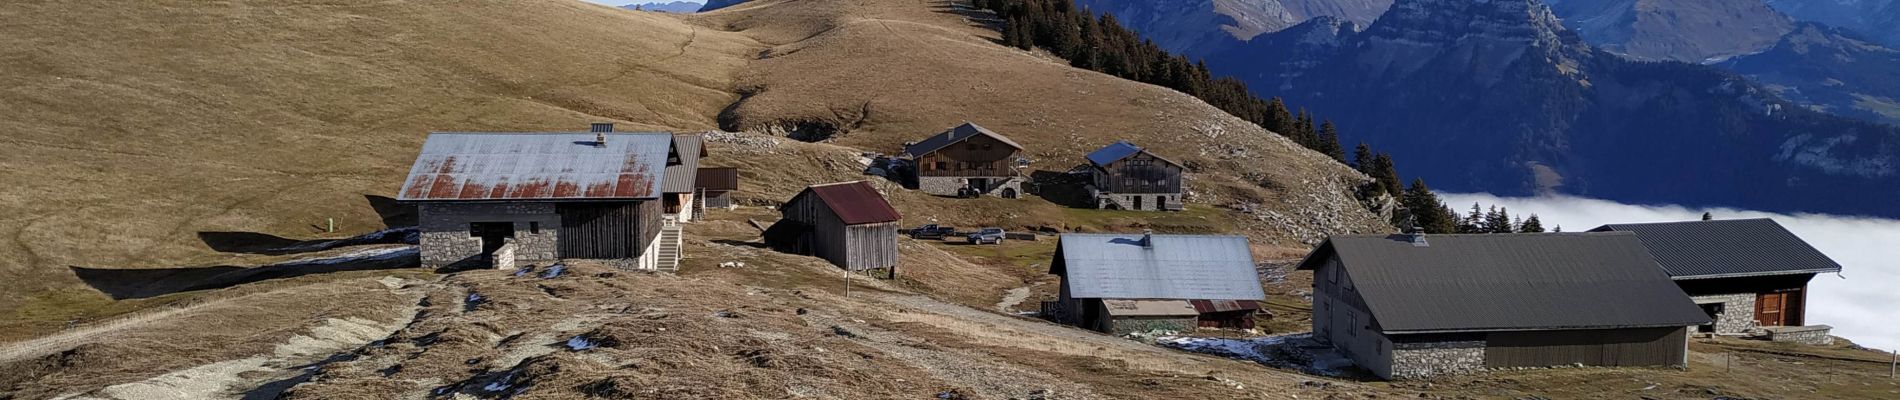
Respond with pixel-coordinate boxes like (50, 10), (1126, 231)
(1140, 229), (1154, 249)
(594, 132), (606, 147)
(590, 123), (614, 133)
(1403, 216), (1429, 247)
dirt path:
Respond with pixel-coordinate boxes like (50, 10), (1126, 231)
(50, 277), (431, 400)
(994, 284), (1032, 313)
(1, 296), (243, 364)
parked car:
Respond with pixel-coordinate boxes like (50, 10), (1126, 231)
(908, 224), (956, 240)
(967, 227), (1006, 244)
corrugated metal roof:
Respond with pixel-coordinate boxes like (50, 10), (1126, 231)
(696, 167), (739, 191)
(398, 132), (670, 201)
(1591, 219), (1844, 280)
(1297, 233), (1711, 334)
(1053, 234), (1265, 300)
(1103, 299), (1200, 317)
(1190, 299), (1260, 313)
(902, 122), (1024, 157)
(795, 181), (901, 225)
(1085, 140), (1183, 168)
(662, 134), (703, 194)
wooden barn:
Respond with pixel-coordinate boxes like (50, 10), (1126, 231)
(1297, 232), (1712, 380)
(694, 167), (740, 211)
(1592, 219), (1844, 343)
(1046, 232), (1267, 334)
(399, 127), (674, 271)
(765, 181), (902, 276)
(902, 122), (1026, 198)
(1083, 141), (1184, 211)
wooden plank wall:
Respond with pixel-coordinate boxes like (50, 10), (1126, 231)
(556, 200), (660, 259)
(916, 134), (1019, 177)
(843, 222), (899, 270)
(1484, 327), (1687, 368)
(780, 193), (897, 271)
(1097, 152), (1182, 194)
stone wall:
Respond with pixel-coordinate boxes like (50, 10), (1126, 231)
(1110, 317), (1196, 335)
(419, 202), (560, 269)
(1765, 325), (1834, 345)
(1690, 293), (1758, 335)
(918, 176), (1024, 197)
(493, 241), (517, 271)
(1096, 193), (1182, 211)
(1389, 340), (1486, 380)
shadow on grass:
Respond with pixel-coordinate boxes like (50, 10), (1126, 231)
(70, 247), (419, 300)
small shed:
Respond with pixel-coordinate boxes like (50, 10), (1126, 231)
(1047, 232), (1266, 334)
(1296, 232), (1712, 380)
(1083, 141), (1184, 211)
(902, 122), (1026, 198)
(1592, 219), (1844, 340)
(766, 181), (902, 276)
(399, 129), (673, 271)
(695, 167), (740, 209)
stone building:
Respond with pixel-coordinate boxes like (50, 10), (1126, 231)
(1296, 232), (1711, 380)
(399, 127), (676, 271)
(1593, 219), (1843, 342)
(902, 122), (1025, 198)
(1045, 232), (1266, 335)
(1083, 141), (1184, 211)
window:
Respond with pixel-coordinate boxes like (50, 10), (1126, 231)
(1346, 312), (1358, 337)
(934, 161), (946, 170)
(529, 221), (540, 234)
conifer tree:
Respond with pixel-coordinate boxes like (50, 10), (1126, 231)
(1319, 121), (1345, 162)
(1520, 215), (1546, 233)
(1702, 212), (1713, 221)
(1402, 179), (1458, 234)
(1369, 153), (1402, 197)
(1353, 143), (1374, 174)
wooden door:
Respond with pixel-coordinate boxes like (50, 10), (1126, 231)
(1755, 292), (1787, 327)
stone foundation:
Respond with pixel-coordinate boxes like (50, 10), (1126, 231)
(918, 176), (1024, 198)
(1690, 293), (1758, 335)
(419, 202), (560, 269)
(1764, 325), (1834, 345)
(1095, 192), (1182, 211)
(1110, 317), (1196, 335)
(1390, 340), (1485, 380)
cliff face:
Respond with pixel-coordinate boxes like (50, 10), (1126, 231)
(1076, 0), (1391, 57)
(1721, 23), (1900, 126)
(1546, 0), (1794, 62)
(1767, 0), (1900, 48)
(1204, 0), (1900, 217)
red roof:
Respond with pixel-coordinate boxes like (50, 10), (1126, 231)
(398, 132), (670, 201)
(802, 181), (901, 225)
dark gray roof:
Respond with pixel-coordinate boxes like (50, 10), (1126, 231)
(1052, 234), (1265, 300)
(1592, 219), (1843, 280)
(1297, 233), (1710, 334)
(902, 122), (1023, 157)
(662, 134), (703, 193)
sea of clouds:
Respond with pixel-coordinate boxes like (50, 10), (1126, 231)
(1439, 193), (1898, 352)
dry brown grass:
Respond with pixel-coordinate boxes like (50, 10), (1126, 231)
(0, 0), (759, 338)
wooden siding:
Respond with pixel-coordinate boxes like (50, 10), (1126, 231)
(915, 134), (1021, 177)
(704, 191), (734, 208)
(1093, 152), (1182, 194)
(778, 193), (898, 270)
(556, 200), (660, 259)
(1484, 327), (1687, 368)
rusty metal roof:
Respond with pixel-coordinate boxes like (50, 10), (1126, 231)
(398, 132), (671, 201)
(794, 181), (901, 225)
(696, 167), (739, 191)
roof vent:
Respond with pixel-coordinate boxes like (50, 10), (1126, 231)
(1140, 229), (1154, 249)
(590, 123), (615, 133)
(594, 132), (606, 147)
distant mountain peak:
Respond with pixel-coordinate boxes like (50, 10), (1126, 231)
(1546, 0), (1793, 62)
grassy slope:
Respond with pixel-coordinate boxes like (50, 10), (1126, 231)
(0, 0), (758, 337)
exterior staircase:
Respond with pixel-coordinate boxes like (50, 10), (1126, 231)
(657, 215), (683, 271)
